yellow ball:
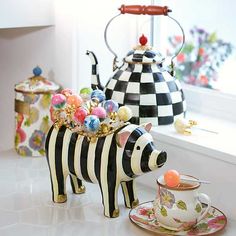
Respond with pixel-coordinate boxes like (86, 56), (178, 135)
(117, 106), (132, 122)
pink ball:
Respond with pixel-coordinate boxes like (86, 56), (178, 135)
(61, 88), (73, 97)
(91, 107), (107, 120)
(51, 94), (66, 109)
(74, 107), (88, 124)
(67, 94), (83, 108)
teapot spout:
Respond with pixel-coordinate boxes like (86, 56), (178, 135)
(86, 50), (104, 90)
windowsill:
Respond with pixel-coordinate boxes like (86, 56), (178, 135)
(151, 111), (236, 165)
(182, 83), (236, 123)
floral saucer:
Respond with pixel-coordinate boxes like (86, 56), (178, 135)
(129, 201), (227, 235)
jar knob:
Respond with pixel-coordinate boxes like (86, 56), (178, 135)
(33, 66), (42, 76)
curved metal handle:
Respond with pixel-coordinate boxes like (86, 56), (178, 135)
(168, 15), (185, 76)
(104, 5), (185, 73)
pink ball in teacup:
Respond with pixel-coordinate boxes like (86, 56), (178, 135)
(61, 88), (73, 97)
(74, 107), (88, 124)
(51, 93), (66, 109)
(67, 94), (83, 108)
(91, 107), (107, 120)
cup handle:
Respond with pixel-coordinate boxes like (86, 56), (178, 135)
(197, 193), (211, 222)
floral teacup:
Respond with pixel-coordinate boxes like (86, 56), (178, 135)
(153, 174), (211, 231)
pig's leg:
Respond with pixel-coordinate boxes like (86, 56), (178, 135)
(99, 180), (120, 218)
(47, 162), (68, 203)
(46, 127), (68, 203)
(121, 180), (139, 208)
(69, 175), (86, 194)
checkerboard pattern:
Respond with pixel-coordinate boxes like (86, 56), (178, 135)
(104, 62), (186, 126)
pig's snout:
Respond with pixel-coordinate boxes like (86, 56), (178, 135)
(149, 150), (167, 169)
(156, 151), (167, 168)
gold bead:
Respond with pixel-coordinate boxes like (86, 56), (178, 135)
(101, 123), (110, 134)
(109, 112), (117, 120)
(90, 136), (97, 143)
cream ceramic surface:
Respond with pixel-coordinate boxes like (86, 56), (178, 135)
(153, 175), (211, 231)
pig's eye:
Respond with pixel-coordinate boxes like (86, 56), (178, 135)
(136, 146), (141, 150)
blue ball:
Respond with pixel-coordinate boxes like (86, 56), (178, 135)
(103, 99), (119, 113)
(84, 115), (100, 132)
(33, 66), (42, 76)
(91, 89), (105, 103)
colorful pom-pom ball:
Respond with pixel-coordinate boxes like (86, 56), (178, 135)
(61, 88), (73, 97)
(117, 106), (132, 122)
(103, 99), (119, 113)
(84, 115), (100, 132)
(67, 94), (83, 107)
(51, 94), (66, 109)
(33, 66), (42, 76)
(91, 89), (105, 103)
(91, 107), (107, 120)
(80, 87), (92, 101)
(74, 107), (88, 124)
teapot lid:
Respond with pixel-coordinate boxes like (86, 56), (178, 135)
(124, 34), (165, 64)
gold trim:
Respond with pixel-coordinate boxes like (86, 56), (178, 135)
(133, 45), (152, 50)
(54, 122), (129, 142)
(132, 199), (139, 208)
(157, 174), (200, 191)
(15, 88), (60, 95)
(112, 209), (120, 218)
(54, 194), (67, 203)
(15, 99), (30, 115)
(74, 185), (86, 194)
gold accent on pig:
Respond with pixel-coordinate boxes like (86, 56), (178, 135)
(112, 209), (120, 218)
(132, 199), (139, 208)
(74, 185), (86, 194)
(54, 194), (67, 203)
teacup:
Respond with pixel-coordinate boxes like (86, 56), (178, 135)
(153, 174), (211, 231)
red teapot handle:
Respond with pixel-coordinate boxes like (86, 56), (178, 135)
(104, 5), (185, 74)
(119, 5), (171, 15)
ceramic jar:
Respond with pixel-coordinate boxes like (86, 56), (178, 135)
(14, 66), (60, 156)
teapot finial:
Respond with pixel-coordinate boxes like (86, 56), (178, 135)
(139, 34), (148, 46)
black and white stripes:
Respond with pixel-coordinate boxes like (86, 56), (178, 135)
(45, 123), (167, 218)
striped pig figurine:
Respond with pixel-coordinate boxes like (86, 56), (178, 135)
(45, 122), (167, 218)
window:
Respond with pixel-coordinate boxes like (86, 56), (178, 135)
(152, 0), (236, 121)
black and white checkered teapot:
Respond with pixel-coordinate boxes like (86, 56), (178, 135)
(87, 5), (186, 126)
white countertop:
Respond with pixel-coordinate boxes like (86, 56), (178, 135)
(0, 149), (235, 235)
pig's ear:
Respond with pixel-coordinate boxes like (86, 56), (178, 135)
(116, 130), (131, 148)
(141, 123), (152, 132)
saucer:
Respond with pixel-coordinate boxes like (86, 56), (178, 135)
(129, 201), (227, 235)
